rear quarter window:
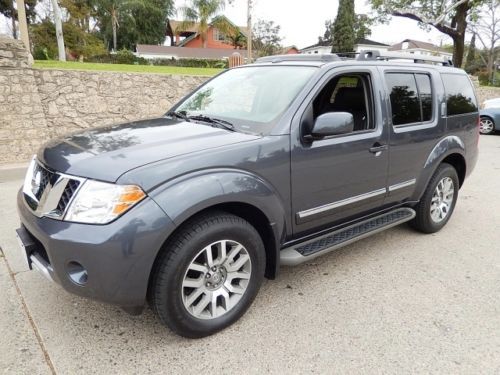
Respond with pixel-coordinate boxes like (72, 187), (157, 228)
(441, 74), (478, 116)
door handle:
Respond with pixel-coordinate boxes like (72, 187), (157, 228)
(369, 143), (388, 154)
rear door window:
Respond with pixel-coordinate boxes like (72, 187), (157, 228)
(385, 72), (434, 126)
(386, 73), (420, 125)
(441, 74), (478, 116)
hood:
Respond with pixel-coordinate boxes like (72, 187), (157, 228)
(38, 117), (260, 182)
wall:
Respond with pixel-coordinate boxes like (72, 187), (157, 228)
(0, 37), (49, 164)
(0, 36), (207, 164)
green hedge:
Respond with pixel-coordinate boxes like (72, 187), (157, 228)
(85, 49), (228, 69)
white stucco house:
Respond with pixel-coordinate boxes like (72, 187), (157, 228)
(300, 38), (390, 55)
(389, 39), (452, 59)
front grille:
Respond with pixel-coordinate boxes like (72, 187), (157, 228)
(23, 157), (85, 219)
(32, 162), (55, 200)
(56, 179), (80, 213)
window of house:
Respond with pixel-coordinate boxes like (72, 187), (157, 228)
(311, 73), (374, 132)
(441, 74), (478, 116)
(213, 28), (226, 42)
(385, 72), (434, 126)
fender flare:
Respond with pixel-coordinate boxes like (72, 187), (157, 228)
(148, 168), (288, 271)
(414, 135), (466, 200)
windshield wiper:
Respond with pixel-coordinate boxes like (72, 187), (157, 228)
(188, 115), (235, 132)
(166, 110), (190, 122)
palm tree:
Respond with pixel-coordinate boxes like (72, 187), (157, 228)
(226, 31), (246, 49)
(178, 0), (232, 48)
(50, 0), (66, 61)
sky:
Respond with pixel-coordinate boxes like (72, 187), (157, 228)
(1, 0), (453, 49)
(175, 0), (453, 48)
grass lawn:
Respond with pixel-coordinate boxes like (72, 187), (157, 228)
(33, 60), (223, 76)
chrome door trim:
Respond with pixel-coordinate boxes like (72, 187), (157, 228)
(388, 179), (416, 192)
(297, 188), (387, 219)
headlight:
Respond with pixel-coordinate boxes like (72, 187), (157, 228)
(65, 180), (146, 224)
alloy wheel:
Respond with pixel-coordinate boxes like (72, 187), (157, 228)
(480, 118), (494, 134)
(181, 240), (252, 320)
(430, 177), (455, 223)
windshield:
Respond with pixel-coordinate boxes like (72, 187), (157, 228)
(174, 66), (317, 134)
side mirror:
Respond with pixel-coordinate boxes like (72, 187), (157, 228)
(305, 112), (354, 141)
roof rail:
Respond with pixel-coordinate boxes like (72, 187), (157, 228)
(357, 50), (453, 66)
(256, 53), (341, 63)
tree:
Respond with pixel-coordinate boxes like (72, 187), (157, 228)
(0, 0), (37, 39)
(177, 0), (230, 48)
(31, 19), (106, 60)
(354, 14), (373, 40)
(370, 0), (487, 67)
(95, 0), (174, 51)
(468, 0), (500, 83)
(332, 0), (355, 53)
(252, 19), (282, 57)
(50, 0), (66, 61)
(465, 32), (478, 73)
(318, 20), (333, 45)
(319, 15), (372, 46)
(226, 30), (246, 49)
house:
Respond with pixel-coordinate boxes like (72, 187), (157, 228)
(166, 16), (248, 49)
(389, 39), (452, 59)
(279, 46), (300, 55)
(300, 38), (389, 55)
(354, 38), (390, 54)
(137, 16), (298, 60)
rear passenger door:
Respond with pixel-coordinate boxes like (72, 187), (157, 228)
(380, 67), (446, 206)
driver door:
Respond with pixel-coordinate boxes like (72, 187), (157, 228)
(290, 66), (389, 236)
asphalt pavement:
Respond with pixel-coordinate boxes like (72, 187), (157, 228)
(1, 136), (499, 374)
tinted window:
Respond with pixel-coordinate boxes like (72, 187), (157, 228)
(386, 73), (421, 125)
(415, 74), (432, 121)
(442, 74), (478, 116)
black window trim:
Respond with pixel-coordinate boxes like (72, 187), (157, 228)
(384, 71), (435, 129)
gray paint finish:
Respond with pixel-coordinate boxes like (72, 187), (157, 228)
(16, 58), (479, 308)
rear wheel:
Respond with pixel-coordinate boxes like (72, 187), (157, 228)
(480, 116), (495, 135)
(149, 211), (265, 338)
(411, 163), (459, 234)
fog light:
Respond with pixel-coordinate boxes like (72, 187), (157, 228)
(67, 261), (88, 285)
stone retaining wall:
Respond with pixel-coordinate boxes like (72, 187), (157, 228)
(0, 36), (207, 164)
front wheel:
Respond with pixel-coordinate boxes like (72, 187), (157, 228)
(149, 211), (265, 338)
(410, 163), (459, 234)
(480, 116), (495, 135)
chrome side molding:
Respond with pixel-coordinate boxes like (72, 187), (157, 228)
(297, 179), (417, 220)
(388, 179), (416, 192)
(297, 188), (387, 219)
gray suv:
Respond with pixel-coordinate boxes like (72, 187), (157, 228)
(16, 52), (479, 338)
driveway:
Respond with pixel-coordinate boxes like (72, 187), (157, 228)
(1, 136), (500, 374)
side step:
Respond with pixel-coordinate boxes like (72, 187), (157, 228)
(280, 207), (416, 266)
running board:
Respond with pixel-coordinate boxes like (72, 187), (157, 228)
(280, 208), (416, 266)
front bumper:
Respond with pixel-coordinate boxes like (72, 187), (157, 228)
(16, 189), (175, 307)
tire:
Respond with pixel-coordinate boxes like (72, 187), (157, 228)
(479, 116), (495, 135)
(410, 163), (459, 234)
(149, 211), (265, 338)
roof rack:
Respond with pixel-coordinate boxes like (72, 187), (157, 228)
(356, 50), (453, 66)
(255, 54), (341, 63)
